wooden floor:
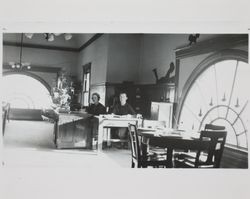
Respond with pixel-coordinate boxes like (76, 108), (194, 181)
(3, 120), (131, 168)
(2, 121), (249, 199)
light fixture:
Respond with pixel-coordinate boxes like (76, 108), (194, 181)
(64, 33), (72, 40)
(24, 33), (33, 39)
(44, 33), (55, 42)
(9, 33), (31, 70)
(25, 33), (73, 41)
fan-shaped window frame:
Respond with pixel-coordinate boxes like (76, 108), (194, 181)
(176, 49), (248, 149)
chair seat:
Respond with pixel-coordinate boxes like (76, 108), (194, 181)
(175, 158), (215, 168)
(174, 152), (208, 161)
(174, 127), (227, 168)
(149, 147), (168, 155)
(174, 152), (216, 168)
(142, 153), (168, 167)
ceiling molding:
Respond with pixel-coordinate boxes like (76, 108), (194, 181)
(3, 41), (79, 52)
(175, 34), (248, 60)
(79, 34), (103, 51)
(3, 33), (103, 52)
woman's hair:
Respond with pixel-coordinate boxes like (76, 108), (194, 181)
(119, 92), (127, 97)
(92, 92), (100, 100)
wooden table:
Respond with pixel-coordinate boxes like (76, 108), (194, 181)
(97, 115), (139, 152)
(138, 128), (210, 168)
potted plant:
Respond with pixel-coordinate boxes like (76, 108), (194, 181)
(51, 71), (73, 113)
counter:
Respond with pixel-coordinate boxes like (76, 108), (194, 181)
(54, 112), (98, 149)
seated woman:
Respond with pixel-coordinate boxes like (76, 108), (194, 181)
(111, 92), (136, 142)
(86, 93), (106, 115)
(112, 92), (136, 116)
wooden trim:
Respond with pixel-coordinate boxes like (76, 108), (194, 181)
(3, 33), (104, 52)
(3, 64), (61, 73)
(81, 63), (92, 106)
(3, 41), (79, 52)
(175, 34), (248, 59)
(221, 146), (248, 168)
(90, 82), (108, 87)
(90, 82), (175, 88)
(79, 34), (103, 52)
(174, 59), (180, 103)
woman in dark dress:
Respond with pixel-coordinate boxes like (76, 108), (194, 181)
(86, 93), (106, 115)
(112, 92), (136, 140)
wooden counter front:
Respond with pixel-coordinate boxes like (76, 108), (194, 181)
(54, 112), (97, 149)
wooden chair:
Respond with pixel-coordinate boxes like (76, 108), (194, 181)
(173, 124), (226, 165)
(128, 123), (168, 168)
(174, 129), (227, 168)
(141, 120), (168, 157)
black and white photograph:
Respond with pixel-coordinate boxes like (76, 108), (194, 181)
(1, 1), (250, 199)
(2, 33), (249, 169)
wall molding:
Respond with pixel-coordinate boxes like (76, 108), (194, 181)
(79, 34), (103, 52)
(90, 82), (175, 88)
(3, 41), (79, 52)
(3, 33), (103, 52)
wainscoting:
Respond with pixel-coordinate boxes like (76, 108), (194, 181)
(221, 146), (248, 168)
(9, 108), (43, 121)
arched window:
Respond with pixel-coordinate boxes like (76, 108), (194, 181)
(2, 74), (53, 109)
(178, 50), (249, 150)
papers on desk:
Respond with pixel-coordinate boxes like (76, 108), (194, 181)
(139, 127), (184, 137)
(157, 129), (183, 138)
(138, 127), (200, 139)
(185, 131), (200, 139)
(101, 114), (135, 119)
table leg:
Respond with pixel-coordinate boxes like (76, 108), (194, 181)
(167, 148), (174, 168)
(106, 128), (111, 147)
(97, 123), (104, 152)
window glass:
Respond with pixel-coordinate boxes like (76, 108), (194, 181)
(179, 60), (249, 150)
(3, 74), (52, 109)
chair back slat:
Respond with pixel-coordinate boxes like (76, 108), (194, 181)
(128, 124), (142, 167)
(204, 124), (225, 131)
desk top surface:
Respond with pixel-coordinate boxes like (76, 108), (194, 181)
(58, 112), (93, 125)
(98, 114), (138, 121)
(138, 127), (200, 139)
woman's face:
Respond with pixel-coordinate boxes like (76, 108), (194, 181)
(92, 94), (99, 104)
(119, 93), (127, 106)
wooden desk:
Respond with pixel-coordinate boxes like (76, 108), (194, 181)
(54, 112), (97, 149)
(97, 115), (139, 152)
(138, 129), (209, 168)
